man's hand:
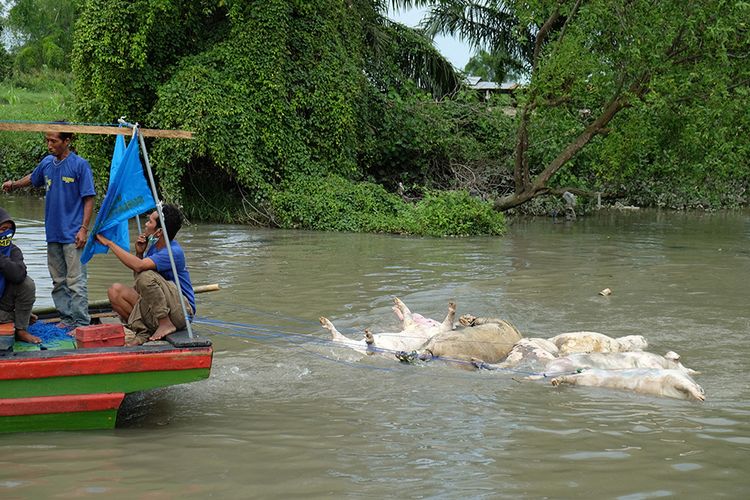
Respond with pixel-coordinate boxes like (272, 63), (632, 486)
(75, 227), (88, 248)
(2, 180), (14, 192)
(95, 234), (111, 247)
(134, 233), (147, 255)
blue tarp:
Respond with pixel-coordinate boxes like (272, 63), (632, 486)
(81, 131), (156, 264)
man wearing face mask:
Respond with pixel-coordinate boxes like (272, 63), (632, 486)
(0, 207), (39, 344)
(95, 204), (195, 346)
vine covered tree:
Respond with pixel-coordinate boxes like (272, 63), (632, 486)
(73, 0), (463, 205)
(398, 0), (750, 210)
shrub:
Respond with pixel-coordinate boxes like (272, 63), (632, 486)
(271, 175), (506, 237)
(408, 190), (506, 237)
(270, 175), (405, 233)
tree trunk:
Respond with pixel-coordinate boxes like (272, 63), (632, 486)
(494, 85), (639, 212)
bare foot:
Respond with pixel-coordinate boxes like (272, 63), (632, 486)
(149, 317), (177, 341)
(16, 329), (41, 344)
(126, 336), (146, 346)
(30, 313), (38, 325)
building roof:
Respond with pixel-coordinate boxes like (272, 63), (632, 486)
(465, 77), (520, 93)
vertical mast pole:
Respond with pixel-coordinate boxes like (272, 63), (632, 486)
(119, 119), (194, 338)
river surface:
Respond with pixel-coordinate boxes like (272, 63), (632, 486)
(0, 196), (748, 499)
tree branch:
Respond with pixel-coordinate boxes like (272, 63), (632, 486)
(532, 1), (564, 69)
(556, 0), (584, 46)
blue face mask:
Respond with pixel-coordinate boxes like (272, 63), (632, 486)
(148, 234), (158, 246)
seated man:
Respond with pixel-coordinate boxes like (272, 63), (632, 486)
(0, 207), (39, 344)
(96, 204), (195, 345)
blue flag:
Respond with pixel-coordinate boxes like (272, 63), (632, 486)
(81, 130), (156, 264)
(103, 132), (129, 253)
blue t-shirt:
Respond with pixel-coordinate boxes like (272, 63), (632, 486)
(31, 152), (96, 243)
(146, 240), (196, 314)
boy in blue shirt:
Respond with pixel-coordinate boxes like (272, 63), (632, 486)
(3, 130), (95, 329)
(96, 204), (195, 345)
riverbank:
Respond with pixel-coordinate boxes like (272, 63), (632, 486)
(2, 74), (748, 235)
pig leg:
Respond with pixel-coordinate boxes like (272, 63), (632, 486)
(550, 376), (571, 387)
(438, 301), (457, 332)
(393, 297), (418, 329)
(320, 316), (370, 354)
(320, 317), (354, 343)
(459, 314), (476, 327)
(671, 375), (706, 401)
(392, 305), (405, 322)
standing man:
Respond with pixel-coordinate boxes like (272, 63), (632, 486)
(2, 129), (96, 329)
(96, 204), (195, 345)
(0, 207), (39, 344)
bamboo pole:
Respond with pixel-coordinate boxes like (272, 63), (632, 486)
(0, 122), (193, 139)
(32, 283), (220, 317)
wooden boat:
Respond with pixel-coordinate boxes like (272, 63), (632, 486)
(0, 299), (213, 433)
(0, 121), (212, 433)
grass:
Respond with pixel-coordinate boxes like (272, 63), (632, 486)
(0, 81), (72, 121)
(0, 70), (74, 179)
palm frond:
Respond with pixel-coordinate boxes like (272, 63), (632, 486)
(370, 19), (464, 98)
(422, 1), (534, 72)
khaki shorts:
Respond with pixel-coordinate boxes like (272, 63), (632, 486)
(126, 270), (192, 344)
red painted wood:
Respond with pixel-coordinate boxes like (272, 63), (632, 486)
(74, 324), (125, 346)
(0, 348), (213, 380)
(0, 393), (125, 416)
(0, 323), (13, 336)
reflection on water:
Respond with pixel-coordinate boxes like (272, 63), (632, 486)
(1, 196), (748, 498)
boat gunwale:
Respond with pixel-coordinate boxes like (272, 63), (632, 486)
(0, 341), (212, 361)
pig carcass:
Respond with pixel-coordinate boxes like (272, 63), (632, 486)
(550, 368), (705, 401)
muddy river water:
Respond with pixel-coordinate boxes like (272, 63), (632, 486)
(1, 196), (748, 498)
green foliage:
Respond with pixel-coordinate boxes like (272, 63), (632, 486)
(74, 0), (225, 125)
(498, 0), (748, 209)
(4, 0), (79, 70)
(75, 0), (369, 202)
(364, 18), (463, 99)
(270, 174), (505, 236)
(0, 74), (73, 182)
(0, 134), (46, 181)
(409, 189), (506, 237)
(72, 0), (230, 194)
(8, 0), (741, 238)
(271, 175), (406, 233)
(564, 0), (750, 208)
(2, 66), (73, 93)
(178, 160), (274, 225)
(0, 46), (12, 81)
(413, 1), (749, 210)
(463, 49), (525, 83)
(361, 87), (517, 194)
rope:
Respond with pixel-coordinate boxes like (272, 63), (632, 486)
(191, 316), (552, 378)
(194, 318), (440, 374)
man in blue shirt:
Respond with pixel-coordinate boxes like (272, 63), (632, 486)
(3, 130), (95, 329)
(96, 204), (195, 345)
